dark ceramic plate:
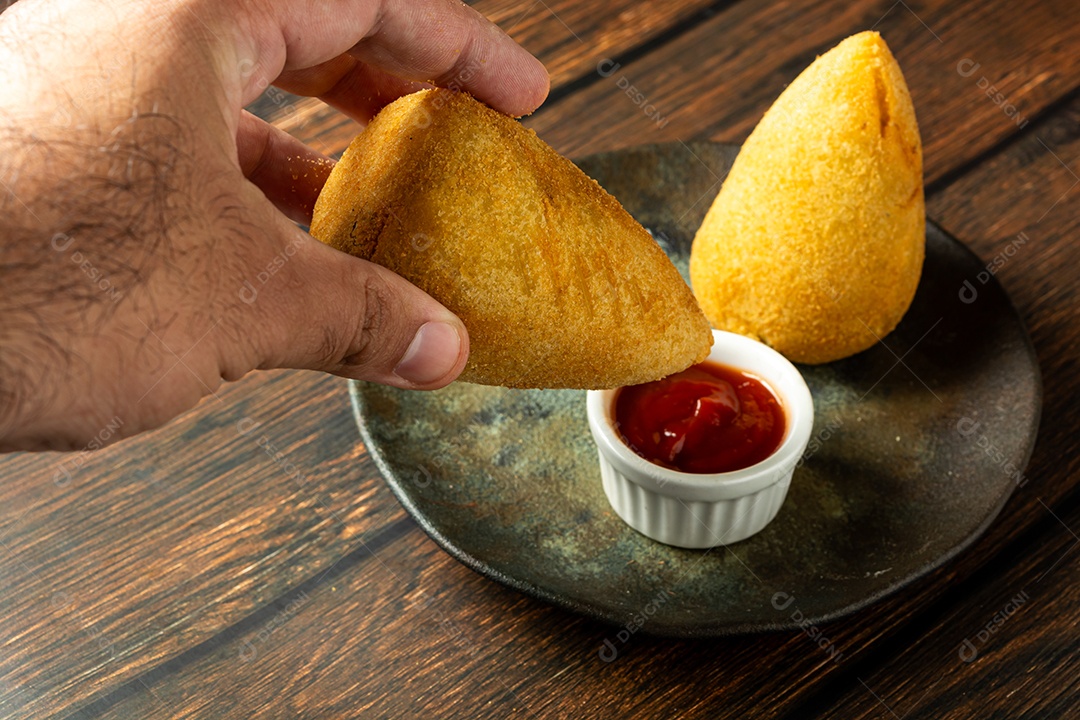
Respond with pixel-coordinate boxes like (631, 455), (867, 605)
(349, 141), (1041, 637)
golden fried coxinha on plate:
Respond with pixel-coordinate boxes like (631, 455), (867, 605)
(690, 31), (925, 364)
(310, 89), (711, 389)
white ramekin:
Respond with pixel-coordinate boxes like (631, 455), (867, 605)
(587, 329), (814, 549)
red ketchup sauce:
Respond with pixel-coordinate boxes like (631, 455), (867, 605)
(614, 361), (786, 474)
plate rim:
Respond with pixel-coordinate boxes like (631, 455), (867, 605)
(349, 140), (1043, 638)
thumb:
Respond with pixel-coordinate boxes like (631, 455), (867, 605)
(239, 225), (469, 389)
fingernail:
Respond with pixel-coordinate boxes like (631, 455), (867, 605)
(393, 321), (463, 385)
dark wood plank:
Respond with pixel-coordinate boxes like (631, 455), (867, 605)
(258, 0), (724, 151)
(73, 51), (1080, 720)
(79, 521), (825, 720)
(479, 0), (727, 88)
(78, 517), (1077, 720)
(523, 0), (1080, 185)
(815, 501), (1079, 719)
(0, 371), (406, 717)
(5, 1), (1078, 718)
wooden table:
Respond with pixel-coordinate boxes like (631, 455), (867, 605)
(2, 0), (1078, 717)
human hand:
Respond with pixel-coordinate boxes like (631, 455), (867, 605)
(0, 0), (548, 451)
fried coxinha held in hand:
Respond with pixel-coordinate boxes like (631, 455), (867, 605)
(311, 90), (712, 389)
(0, 0), (549, 451)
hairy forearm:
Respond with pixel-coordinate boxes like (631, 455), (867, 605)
(0, 117), (173, 447)
(0, 0), (246, 449)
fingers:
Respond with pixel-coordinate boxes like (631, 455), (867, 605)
(236, 0), (549, 118)
(237, 218), (469, 389)
(236, 111), (335, 224)
(348, 0), (550, 117)
(273, 54), (432, 125)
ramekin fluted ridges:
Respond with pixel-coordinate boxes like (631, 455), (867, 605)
(586, 329), (814, 548)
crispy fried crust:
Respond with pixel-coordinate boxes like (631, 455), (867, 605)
(690, 31), (925, 364)
(310, 89), (711, 388)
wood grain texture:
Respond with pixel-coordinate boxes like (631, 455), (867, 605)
(0, 370), (402, 717)
(67, 38), (1080, 720)
(73, 430), (1078, 720)
(80, 519), (1077, 720)
(81, 516), (852, 720)
(815, 502), (1079, 719)
(522, 0), (1080, 181)
(278, 0), (1080, 189)
(254, 0), (725, 151)
(2, 0), (1079, 718)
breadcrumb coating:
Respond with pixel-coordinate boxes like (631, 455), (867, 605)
(690, 31), (925, 364)
(311, 89), (711, 388)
